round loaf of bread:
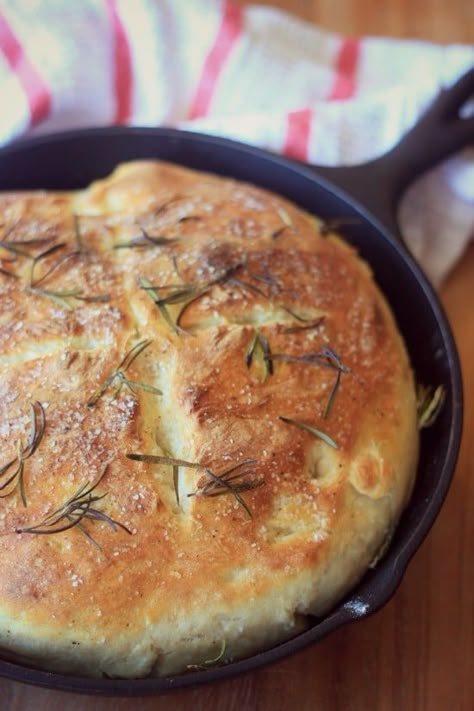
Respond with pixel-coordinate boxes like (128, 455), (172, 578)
(0, 161), (418, 678)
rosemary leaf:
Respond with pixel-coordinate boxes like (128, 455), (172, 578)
(258, 331), (273, 377)
(278, 304), (317, 323)
(118, 338), (153, 371)
(25, 401), (46, 458)
(173, 463), (180, 506)
(244, 330), (273, 381)
(126, 453), (203, 468)
(187, 640), (226, 671)
(0, 402), (46, 505)
(0, 459), (23, 497)
(120, 378), (162, 396)
(26, 286), (77, 310)
(87, 373), (116, 408)
(178, 215), (201, 224)
(33, 251), (80, 288)
(172, 255), (186, 282)
(153, 194), (186, 216)
(279, 416), (338, 449)
(140, 284), (203, 307)
(266, 353), (336, 369)
(417, 384), (446, 428)
(0, 456), (17, 478)
(74, 293), (111, 303)
(271, 226), (290, 240)
(5, 237), (53, 247)
(114, 227), (178, 250)
(323, 370), (342, 419)
(175, 289), (211, 330)
(245, 330), (259, 369)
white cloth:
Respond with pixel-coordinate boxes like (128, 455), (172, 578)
(0, 0), (472, 283)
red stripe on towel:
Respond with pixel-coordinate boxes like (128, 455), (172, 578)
(104, 0), (132, 123)
(0, 11), (51, 126)
(189, 2), (243, 120)
(329, 37), (360, 100)
(283, 108), (313, 161)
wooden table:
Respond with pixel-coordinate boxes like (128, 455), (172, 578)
(2, 1), (473, 709)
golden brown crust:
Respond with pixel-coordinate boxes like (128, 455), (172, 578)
(0, 161), (418, 677)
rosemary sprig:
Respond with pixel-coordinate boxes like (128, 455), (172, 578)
(126, 454), (263, 518)
(245, 329), (273, 381)
(139, 277), (190, 336)
(191, 461), (263, 517)
(268, 346), (350, 418)
(279, 416), (338, 449)
(0, 402), (46, 506)
(139, 264), (242, 335)
(174, 264), (243, 329)
(114, 227), (179, 250)
(25, 235), (109, 307)
(417, 384), (445, 428)
(219, 270), (314, 325)
(187, 640), (226, 671)
(87, 338), (161, 407)
(15, 465), (132, 550)
(142, 258), (313, 334)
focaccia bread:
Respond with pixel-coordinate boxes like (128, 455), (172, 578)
(0, 161), (418, 678)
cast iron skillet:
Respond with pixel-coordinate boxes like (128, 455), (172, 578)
(0, 68), (472, 695)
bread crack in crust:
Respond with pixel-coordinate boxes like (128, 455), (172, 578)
(0, 161), (418, 678)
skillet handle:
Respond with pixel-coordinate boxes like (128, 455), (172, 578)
(310, 67), (474, 241)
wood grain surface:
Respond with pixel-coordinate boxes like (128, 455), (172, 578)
(2, 1), (473, 709)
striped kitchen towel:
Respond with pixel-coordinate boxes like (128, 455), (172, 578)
(0, 0), (472, 283)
